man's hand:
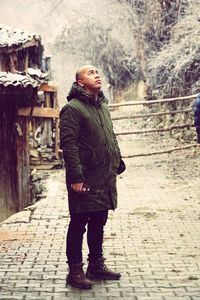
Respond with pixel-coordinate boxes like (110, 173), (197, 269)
(71, 182), (84, 193)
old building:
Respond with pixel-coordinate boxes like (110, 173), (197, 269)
(0, 24), (59, 222)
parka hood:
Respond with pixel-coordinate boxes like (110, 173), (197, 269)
(67, 82), (108, 106)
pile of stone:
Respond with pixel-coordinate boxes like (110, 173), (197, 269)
(30, 170), (49, 204)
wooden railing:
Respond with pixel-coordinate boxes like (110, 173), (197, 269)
(108, 94), (198, 108)
(110, 94), (200, 157)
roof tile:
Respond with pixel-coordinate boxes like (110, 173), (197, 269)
(0, 72), (38, 89)
(0, 24), (41, 49)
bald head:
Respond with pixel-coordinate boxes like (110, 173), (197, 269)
(75, 65), (95, 82)
(75, 65), (102, 96)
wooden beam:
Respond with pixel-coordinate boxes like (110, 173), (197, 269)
(17, 107), (60, 118)
(123, 144), (200, 158)
(111, 108), (193, 120)
(108, 94), (198, 108)
(115, 124), (194, 136)
(0, 40), (40, 54)
(39, 83), (57, 93)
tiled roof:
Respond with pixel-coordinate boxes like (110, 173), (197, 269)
(0, 72), (38, 89)
(27, 68), (48, 84)
(0, 24), (41, 51)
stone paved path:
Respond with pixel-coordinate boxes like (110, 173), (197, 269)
(0, 138), (200, 300)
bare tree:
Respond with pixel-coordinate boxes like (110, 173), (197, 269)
(54, 20), (138, 90)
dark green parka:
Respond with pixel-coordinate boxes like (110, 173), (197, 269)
(60, 83), (121, 214)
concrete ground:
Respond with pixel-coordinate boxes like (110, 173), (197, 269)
(0, 137), (200, 300)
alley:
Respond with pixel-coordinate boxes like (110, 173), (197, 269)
(0, 137), (200, 300)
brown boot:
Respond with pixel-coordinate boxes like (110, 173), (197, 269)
(67, 263), (93, 289)
(86, 257), (121, 280)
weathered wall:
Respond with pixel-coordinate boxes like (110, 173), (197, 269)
(0, 95), (31, 222)
(0, 96), (18, 222)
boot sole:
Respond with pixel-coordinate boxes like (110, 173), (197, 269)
(86, 272), (121, 280)
(67, 278), (93, 289)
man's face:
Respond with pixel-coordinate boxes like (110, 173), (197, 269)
(78, 66), (102, 95)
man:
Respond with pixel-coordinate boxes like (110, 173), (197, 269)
(60, 65), (125, 289)
(193, 94), (200, 143)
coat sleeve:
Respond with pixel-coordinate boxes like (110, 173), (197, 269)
(112, 129), (126, 174)
(103, 99), (122, 157)
(193, 95), (200, 128)
(112, 130), (121, 157)
(109, 110), (126, 174)
(60, 104), (84, 183)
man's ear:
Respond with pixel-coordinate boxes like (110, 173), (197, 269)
(77, 79), (84, 87)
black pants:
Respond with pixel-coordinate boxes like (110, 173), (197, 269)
(66, 210), (108, 265)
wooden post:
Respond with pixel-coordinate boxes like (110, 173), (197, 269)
(10, 53), (18, 72)
(55, 119), (59, 159)
(16, 116), (31, 210)
(45, 91), (52, 108)
(24, 50), (29, 71)
(53, 91), (59, 159)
